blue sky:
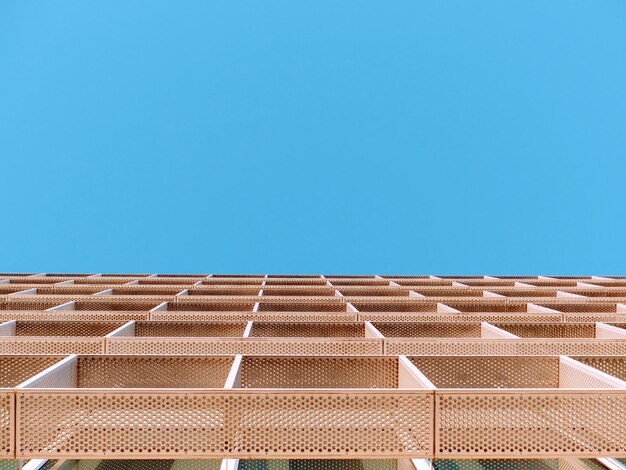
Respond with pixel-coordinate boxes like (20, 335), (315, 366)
(1, 1), (625, 275)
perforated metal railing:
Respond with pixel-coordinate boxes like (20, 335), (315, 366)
(408, 355), (626, 457)
(16, 355), (433, 459)
(0, 320), (126, 354)
(0, 355), (66, 457)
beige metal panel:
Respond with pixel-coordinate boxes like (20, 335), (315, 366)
(248, 321), (366, 338)
(406, 355), (626, 458)
(385, 338), (626, 356)
(152, 311), (359, 322)
(0, 355), (66, 458)
(358, 312), (562, 323)
(493, 323), (598, 339)
(372, 322), (483, 338)
(0, 321), (125, 354)
(107, 336), (383, 355)
(16, 355), (433, 459)
(572, 356), (626, 383)
(0, 310), (151, 322)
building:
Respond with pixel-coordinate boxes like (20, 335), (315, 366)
(0, 272), (625, 470)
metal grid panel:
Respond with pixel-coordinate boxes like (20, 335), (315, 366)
(410, 289), (484, 297)
(0, 355), (65, 457)
(493, 324), (597, 338)
(238, 460), (399, 470)
(18, 367), (433, 459)
(372, 322), (482, 338)
(0, 310), (150, 322)
(107, 337), (383, 355)
(11, 321), (126, 337)
(152, 312), (358, 322)
(133, 321), (248, 337)
(0, 338), (105, 355)
(442, 301), (528, 313)
(240, 356), (399, 389)
(260, 287), (337, 297)
(536, 303), (619, 313)
(200, 279), (265, 286)
(249, 322), (366, 337)
(358, 313), (562, 323)
(71, 301), (161, 311)
(264, 279), (329, 286)
(434, 390), (626, 457)
(0, 300), (64, 311)
(385, 338), (626, 356)
(352, 301), (439, 313)
(572, 356), (626, 382)
(73, 277), (143, 285)
(256, 302), (346, 312)
(338, 288), (412, 297)
(188, 287), (263, 296)
(166, 302), (256, 312)
(55, 459), (223, 469)
(326, 279), (391, 286)
(75, 356), (234, 388)
(410, 356), (561, 389)
(432, 459), (558, 470)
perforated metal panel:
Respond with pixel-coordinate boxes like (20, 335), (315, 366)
(572, 356), (626, 382)
(74, 355), (234, 388)
(352, 302), (439, 313)
(133, 321), (248, 337)
(372, 322), (482, 338)
(166, 302), (256, 312)
(0, 355), (66, 457)
(410, 356), (561, 389)
(12, 321), (126, 337)
(385, 338), (626, 356)
(238, 460), (398, 470)
(493, 324), (597, 338)
(55, 459), (223, 470)
(240, 357), (400, 389)
(250, 322), (366, 338)
(257, 302), (346, 312)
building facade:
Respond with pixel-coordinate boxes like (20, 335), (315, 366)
(0, 273), (626, 470)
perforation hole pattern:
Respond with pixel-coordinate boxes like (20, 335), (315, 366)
(444, 302), (527, 313)
(14, 321), (126, 337)
(239, 460), (398, 470)
(18, 392), (432, 457)
(0, 356), (65, 388)
(134, 321), (248, 337)
(76, 356), (233, 388)
(494, 323), (597, 338)
(58, 459), (223, 469)
(351, 302), (438, 313)
(250, 322), (365, 338)
(73, 301), (160, 311)
(539, 303), (618, 313)
(257, 303), (346, 312)
(0, 300), (64, 311)
(167, 302), (255, 312)
(572, 357), (626, 382)
(241, 357), (399, 388)
(432, 460), (558, 470)
(436, 393), (626, 456)
(189, 287), (261, 296)
(373, 322), (482, 338)
(409, 356), (560, 388)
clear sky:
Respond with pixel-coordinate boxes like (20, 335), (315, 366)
(1, 1), (625, 275)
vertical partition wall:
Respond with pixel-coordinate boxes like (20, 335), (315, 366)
(1, 273), (626, 470)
